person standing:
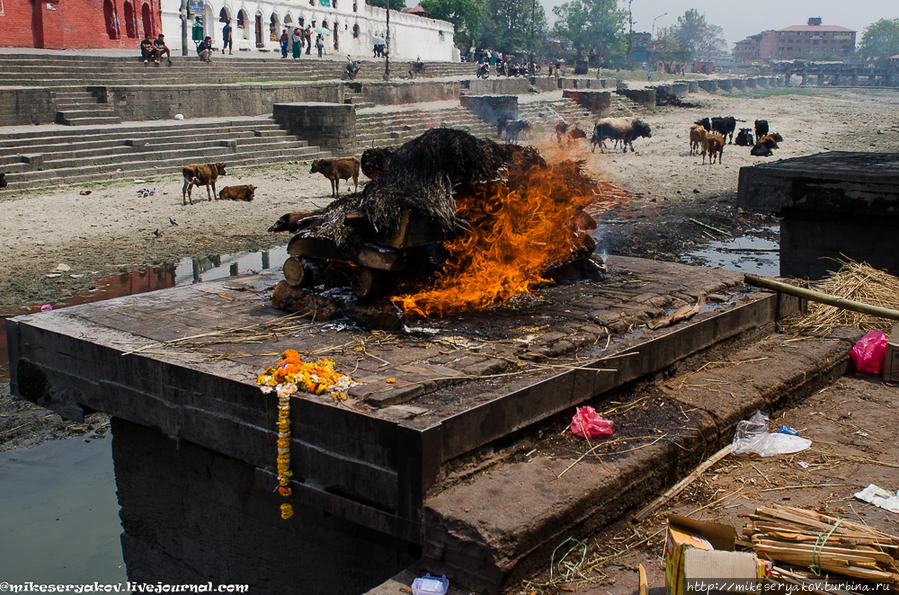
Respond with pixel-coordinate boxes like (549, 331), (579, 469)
(304, 25), (312, 55)
(291, 28), (303, 59)
(315, 34), (324, 58)
(222, 20), (233, 54)
(280, 29), (289, 58)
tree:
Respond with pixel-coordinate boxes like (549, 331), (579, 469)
(551, 0), (626, 63)
(367, 0), (407, 10)
(421, 0), (483, 47)
(857, 18), (899, 65)
(669, 8), (725, 62)
(480, 0), (547, 56)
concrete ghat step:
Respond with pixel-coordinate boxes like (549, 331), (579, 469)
(418, 330), (859, 593)
(61, 117), (124, 126)
(0, 121), (282, 144)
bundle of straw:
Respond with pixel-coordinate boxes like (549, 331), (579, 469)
(743, 504), (899, 590)
(787, 258), (899, 336)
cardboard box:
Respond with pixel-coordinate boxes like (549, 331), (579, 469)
(883, 323), (899, 383)
(665, 515), (766, 595)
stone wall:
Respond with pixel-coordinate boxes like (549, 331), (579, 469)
(460, 95), (518, 125)
(94, 83), (340, 121)
(273, 103), (356, 152)
(0, 88), (57, 126)
(615, 87), (656, 107)
(357, 81), (460, 105)
(562, 90), (611, 115)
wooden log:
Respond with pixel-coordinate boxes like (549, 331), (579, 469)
(288, 235), (344, 260)
(283, 257), (305, 287)
(356, 244), (405, 271)
(271, 281), (340, 319)
(384, 209), (448, 249)
(351, 268), (394, 299)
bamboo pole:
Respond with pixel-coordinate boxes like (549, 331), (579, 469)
(745, 274), (899, 322)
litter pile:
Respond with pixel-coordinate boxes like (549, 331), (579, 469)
(744, 504), (899, 590)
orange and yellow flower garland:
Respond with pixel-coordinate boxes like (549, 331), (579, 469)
(257, 349), (358, 520)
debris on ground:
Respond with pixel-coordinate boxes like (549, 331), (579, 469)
(732, 411), (811, 457)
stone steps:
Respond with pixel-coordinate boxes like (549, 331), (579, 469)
(0, 116), (326, 190)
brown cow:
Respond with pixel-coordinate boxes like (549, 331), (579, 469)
(701, 133), (725, 165)
(218, 185), (256, 201)
(182, 162), (226, 205)
(310, 157), (360, 198)
(269, 209), (325, 233)
(689, 124), (707, 156)
(0, 172), (7, 189)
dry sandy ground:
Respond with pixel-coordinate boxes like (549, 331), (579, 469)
(1, 88), (897, 314)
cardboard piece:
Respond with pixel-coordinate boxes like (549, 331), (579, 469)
(665, 515), (765, 595)
(883, 322), (899, 383)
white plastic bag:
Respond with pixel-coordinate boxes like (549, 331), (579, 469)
(732, 411), (811, 457)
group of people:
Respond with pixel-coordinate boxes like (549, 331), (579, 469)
(139, 33), (173, 65)
(372, 35), (387, 58)
(279, 26), (326, 59)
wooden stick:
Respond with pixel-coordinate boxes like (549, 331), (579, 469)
(633, 443), (733, 521)
(688, 218), (731, 237)
(745, 274), (899, 321)
(637, 564), (648, 595)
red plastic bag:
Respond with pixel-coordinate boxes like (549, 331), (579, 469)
(570, 406), (614, 439)
(850, 331), (888, 374)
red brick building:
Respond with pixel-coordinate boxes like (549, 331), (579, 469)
(734, 18), (855, 63)
(0, 0), (161, 48)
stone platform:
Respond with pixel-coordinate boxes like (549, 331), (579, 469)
(7, 256), (800, 592)
(738, 152), (899, 278)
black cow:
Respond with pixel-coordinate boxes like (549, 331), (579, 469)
(735, 128), (754, 146)
(754, 119), (769, 140)
(694, 117), (712, 132)
(711, 116), (737, 144)
(750, 143), (773, 157)
(502, 119), (532, 143)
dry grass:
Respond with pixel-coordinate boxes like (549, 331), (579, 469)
(787, 258), (899, 336)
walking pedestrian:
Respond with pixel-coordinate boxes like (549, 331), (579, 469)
(280, 29), (289, 58)
(222, 20), (232, 55)
(304, 25), (312, 55)
(315, 34), (324, 58)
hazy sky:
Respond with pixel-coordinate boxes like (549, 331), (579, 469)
(540, 0), (896, 46)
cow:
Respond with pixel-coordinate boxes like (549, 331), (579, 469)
(310, 157), (361, 198)
(769, 132), (783, 143)
(0, 172), (7, 189)
(694, 118), (712, 132)
(754, 120), (769, 140)
(591, 117), (652, 153)
(711, 116), (737, 144)
(554, 120), (569, 143)
(502, 119), (532, 143)
(361, 147), (393, 184)
(750, 142), (773, 157)
(689, 124), (707, 156)
(218, 185), (256, 201)
(182, 163), (226, 205)
(269, 210), (324, 233)
(701, 133), (725, 164)
(757, 134), (779, 149)
(734, 128), (754, 146)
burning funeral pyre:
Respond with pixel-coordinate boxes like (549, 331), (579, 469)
(271, 128), (623, 328)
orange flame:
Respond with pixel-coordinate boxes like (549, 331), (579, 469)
(392, 155), (624, 318)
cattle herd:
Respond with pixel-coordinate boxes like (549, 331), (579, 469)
(689, 116), (784, 164)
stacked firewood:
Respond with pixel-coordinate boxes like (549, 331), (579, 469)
(743, 505), (899, 590)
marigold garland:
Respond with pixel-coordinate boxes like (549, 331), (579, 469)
(257, 349), (359, 520)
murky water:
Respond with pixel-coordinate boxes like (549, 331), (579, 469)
(0, 437), (125, 583)
(685, 226), (780, 276)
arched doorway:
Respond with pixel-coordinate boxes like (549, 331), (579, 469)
(141, 2), (154, 37)
(103, 0), (120, 39)
(204, 4), (215, 44)
(255, 12), (263, 47)
(237, 9), (248, 39)
(269, 13), (279, 42)
(123, 1), (136, 37)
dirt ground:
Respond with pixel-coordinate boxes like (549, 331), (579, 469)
(1, 87), (898, 451)
(517, 374), (899, 594)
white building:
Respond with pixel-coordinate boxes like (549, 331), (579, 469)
(161, 0), (457, 61)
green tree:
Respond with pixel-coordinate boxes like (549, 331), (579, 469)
(669, 8), (724, 61)
(480, 0), (547, 56)
(420, 0), (483, 47)
(367, 0), (407, 10)
(551, 0), (626, 63)
(857, 18), (899, 65)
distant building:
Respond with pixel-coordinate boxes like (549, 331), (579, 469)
(629, 31), (650, 63)
(733, 18), (855, 63)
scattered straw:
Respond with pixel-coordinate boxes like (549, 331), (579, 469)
(787, 257), (899, 336)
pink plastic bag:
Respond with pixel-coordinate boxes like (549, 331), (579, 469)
(850, 331), (888, 374)
(570, 406), (614, 439)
